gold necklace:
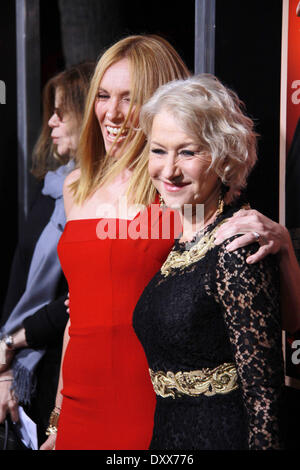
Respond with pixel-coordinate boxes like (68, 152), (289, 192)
(160, 195), (226, 278)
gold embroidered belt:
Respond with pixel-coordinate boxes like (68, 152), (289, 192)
(149, 363), (238, 399)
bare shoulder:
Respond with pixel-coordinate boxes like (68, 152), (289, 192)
(64, 168), (81, 188)
(63, 168), (81, 216)
(63, 168), (80, 195)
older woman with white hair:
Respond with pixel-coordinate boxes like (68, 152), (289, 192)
(133, 74), (284, 450)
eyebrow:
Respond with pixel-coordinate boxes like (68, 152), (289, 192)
(150, 140), (196, 148)
(97, 87), (131, 96)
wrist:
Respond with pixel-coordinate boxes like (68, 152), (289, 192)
(2, 335), (15, 350)
(46, 408), (60, 436)
(0, 338), (15, 367)
(10, 328), (28, 349)
(0, 369), (13, 382)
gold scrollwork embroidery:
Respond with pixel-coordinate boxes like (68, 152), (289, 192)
(149, 362), (238, 399)
(160, 202), (250, 278)
(160, 219), (228, 277)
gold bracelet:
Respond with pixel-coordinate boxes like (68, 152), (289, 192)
(46, 409), (60, 436)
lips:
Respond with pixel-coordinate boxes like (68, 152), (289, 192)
(105, 125), (128, 143)
(163, 181), (189, 192)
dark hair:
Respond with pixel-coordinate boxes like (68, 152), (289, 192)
(31, 61), (95, 179)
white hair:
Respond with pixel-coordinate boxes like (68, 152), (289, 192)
(140, 74), (258, 202)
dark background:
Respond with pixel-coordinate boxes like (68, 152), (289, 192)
(0, 0), (282, 310)
(1, 0), (299, 449)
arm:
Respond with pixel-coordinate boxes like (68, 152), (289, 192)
(0, 245), (28, 328)
(215, 239), (284, 449)
(23, 293), (69, 348)
(215, 209), (300, 333)
(0, 329), (27, 422)
(0, 328), (28, 373)
(0, 293), (69, 372)
(40, 318), (70, 450)
(39, 172), (78, 450)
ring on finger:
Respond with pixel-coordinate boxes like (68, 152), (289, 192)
(253, 231), (260, 242)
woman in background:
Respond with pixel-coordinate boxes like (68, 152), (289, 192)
(0, 62), (94, 447)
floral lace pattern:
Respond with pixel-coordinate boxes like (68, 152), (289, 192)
(133, 202), (284, 450)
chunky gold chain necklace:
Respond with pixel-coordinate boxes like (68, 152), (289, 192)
(160, 195), (226, 278)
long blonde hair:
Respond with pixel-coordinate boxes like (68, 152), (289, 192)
(72, 35), (190, 206)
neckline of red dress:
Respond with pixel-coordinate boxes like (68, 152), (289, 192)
(65, 195), (161, 225)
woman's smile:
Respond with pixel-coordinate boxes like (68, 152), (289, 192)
(162, 181), (190, 192)
(148, 109), (219, 211)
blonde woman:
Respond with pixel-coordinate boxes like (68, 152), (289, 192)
(133, 74), (284, 450)
(41, 35), (190, 451)
(42, 36), (297, 450)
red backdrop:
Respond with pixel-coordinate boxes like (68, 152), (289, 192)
(286, 0), (300, 153)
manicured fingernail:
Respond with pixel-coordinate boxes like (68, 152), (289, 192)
(226, 244), (234, 252)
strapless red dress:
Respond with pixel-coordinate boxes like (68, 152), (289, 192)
(55, 206), (176, 449)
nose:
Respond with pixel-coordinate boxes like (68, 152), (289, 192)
(106, 98), (122, 121)
(161, 153), (181, 181)
(48, 112), (60, 128)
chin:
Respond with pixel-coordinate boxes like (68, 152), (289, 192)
(163, 198), (184, 210)
(58, 148), (68, 157)
(104, 144), (121, 158)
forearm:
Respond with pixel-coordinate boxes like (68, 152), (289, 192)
(23, 294), (69, 348)
(279, 234), (300, 333)
(40, 321), (70, 450)
(9, 328), (28, 349)
(54, 319), (70, 410)
(217, 242), (284, 449)
(0, 328), (28, 372)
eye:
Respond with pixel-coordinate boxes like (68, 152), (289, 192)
(96, 92), (109, 100)
(54, 107), (63, 121)
(150, 148), (166, 156)
(179, 150), (196, 157)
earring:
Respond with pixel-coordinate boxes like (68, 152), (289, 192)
(159, 195), (165, 208)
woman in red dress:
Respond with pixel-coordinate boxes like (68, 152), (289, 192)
(41, 35), (189, 450)
(41, 35), (300, 450)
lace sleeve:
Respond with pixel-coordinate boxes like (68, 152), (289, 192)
(214, 239), (284, 449)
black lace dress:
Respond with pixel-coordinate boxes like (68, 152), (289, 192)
(133, 202), (284, 450)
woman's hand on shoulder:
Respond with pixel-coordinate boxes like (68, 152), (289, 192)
(63, 168), (81, 218)
(214, 208), (290, 264)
